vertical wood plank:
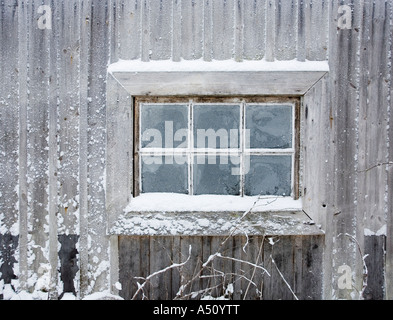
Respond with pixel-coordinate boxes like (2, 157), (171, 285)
(296, 0), (306, 61)
(181, 0), (204, 60)
(106, 74), (132, 229)
(57, 0), (80, 239)
(16, 0), (29, 292)
(116, 0), (141, 60)
(85, 0), (111, 294)
(78, 0), (92, 298)
(243, 0), (266, 60)
(241, 236), (264, 300)
(0, 0), (20, 294)
(118, 236), (136, 300)
(211, 236), (233, 298)
(270, 236), (295, 300)
(149, 237), (173, 299)
(358, 0), (390, 239)
(181, 236), (202, 299)
(26, 0), (51, 295)
(172, 0), (182, 62)
(387, 0), (393, 300)
(149, 0), (172, 60)
(231, 236), (244, 300)
(171, 236), (181, 298)
(0, 0), (19, 235)
(305, 0), (329, 61)
(301, 235), (323, 300)
(48, 0), (60, 299)
(329, 0), (363, 299)
(363, 235), (386, 300)
(293, 236), (303, 299)
(265, 0), (275, 61)
(140, 236), (151, 299)
(234, 0), (244, 62)
(212, 0), (234, 60)
(141, 0), (150, 61)
(302, 75), (331, 230)
(203, 0), (213, 61)
(275, 0), (297, 60)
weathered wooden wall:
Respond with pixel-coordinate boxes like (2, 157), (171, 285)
(0, 0), (392, 300)
(119, 235), (324, 300)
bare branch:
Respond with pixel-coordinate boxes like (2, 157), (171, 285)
(132, 245), (192, 300)
(271, 256), (299, 300)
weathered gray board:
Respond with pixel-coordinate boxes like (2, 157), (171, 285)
(0, 0), (392, 300)
(118, 234), (324, 300)
(111, 71), (327, 97)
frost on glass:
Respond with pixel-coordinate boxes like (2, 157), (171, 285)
(245, 155), (292, 196)
(141, 156), (188, 194)
(246, 104), (292, 149)
(193, 104), (240, 149)
(193, 155), (240, 195)
(141, 104), (188, 149)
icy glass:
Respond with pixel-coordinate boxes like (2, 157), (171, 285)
(140, 104), (188, 149)
(193, 155), (241, 195)
(244, 155), (292, 196)
(246, 104), (292, 149)
(193, 104), (240, 149)
(141, 156), (188, 194)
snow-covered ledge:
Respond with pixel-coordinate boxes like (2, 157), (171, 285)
(108, 194), (323, 237)
(108, 59), (329, 96)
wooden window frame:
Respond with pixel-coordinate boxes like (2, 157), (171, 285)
(133, 96), (301, 200)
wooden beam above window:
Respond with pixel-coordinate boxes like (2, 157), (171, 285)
(108, 60), (329, 96)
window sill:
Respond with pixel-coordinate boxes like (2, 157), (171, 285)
(109, 194), (323, 237)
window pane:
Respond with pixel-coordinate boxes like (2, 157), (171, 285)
(246, 104), (292, 149)
(193, 104), (240, 149)
(193, 155), (240, 195)
(141, 155), (188, 194)
(141, 104), (188, 149)
(244, 155), (292, 196)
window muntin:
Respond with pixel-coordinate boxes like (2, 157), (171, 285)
(134, 98), (298, 199)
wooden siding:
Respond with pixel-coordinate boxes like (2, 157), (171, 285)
(118, 235), (324, 300)
(0, 0), (392, 300)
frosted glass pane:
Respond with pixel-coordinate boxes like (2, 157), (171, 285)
(141, 156), (188, 194)
(193, 104), (240, 149)
(193, 155), (240, 195)
(141, 104), (188, 149)
(246, 104), (292, 149)
(244, 155), (292, 196)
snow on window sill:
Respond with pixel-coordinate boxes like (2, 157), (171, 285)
(123, 193), (302, 213)
(109, 194), (324, 237)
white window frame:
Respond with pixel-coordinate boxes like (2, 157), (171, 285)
(136, 99), (297, 198)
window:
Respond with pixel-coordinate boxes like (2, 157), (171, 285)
(133, 97), (300, 199)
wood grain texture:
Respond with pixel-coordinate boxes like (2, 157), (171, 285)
(112, 71), (327, 97)
(118, 235), (324, 300)
(1, 0), (393, 300)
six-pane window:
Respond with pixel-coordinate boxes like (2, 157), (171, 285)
(135, 99), (297, 198)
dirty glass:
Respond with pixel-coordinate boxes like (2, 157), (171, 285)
(193, 155), (241, 195)
(246, 104), (292, 149)
(193, 104), (240, 149)
(141, 155), (188, 194)
(244, 155), (292, 196)
(140, 104), (188, 149)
